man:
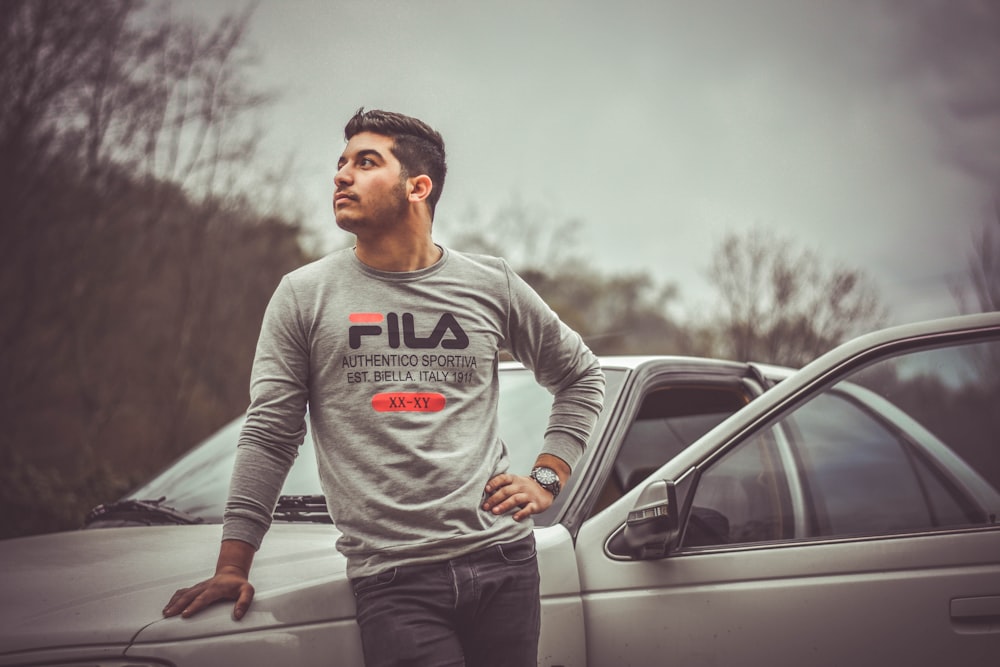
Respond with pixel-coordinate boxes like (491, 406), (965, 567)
(163, 108), (605, 666)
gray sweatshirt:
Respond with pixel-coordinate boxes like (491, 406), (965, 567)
(222, 247), (605, 578)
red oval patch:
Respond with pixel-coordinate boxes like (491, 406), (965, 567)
(371, 392), (447, 413)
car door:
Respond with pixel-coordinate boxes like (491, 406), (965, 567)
(575, 316), (1000, 666)
(535, 358), (774, 666)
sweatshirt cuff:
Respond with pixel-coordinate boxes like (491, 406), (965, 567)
(222, 516), (266, 551)
(541, 431), (585, 472)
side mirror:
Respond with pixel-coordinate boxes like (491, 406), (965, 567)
(620, 479), (679, 559)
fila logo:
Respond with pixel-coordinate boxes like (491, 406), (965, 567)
(349, 312), (470, 350)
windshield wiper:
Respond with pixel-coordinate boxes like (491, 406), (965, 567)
(85, 497), (205, 527)
(273, 494), (333, 524)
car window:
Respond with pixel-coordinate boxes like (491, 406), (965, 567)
(616, 385), (751, 491)
(785, 391), (980, 536)
(683, 421), (793, 546)
(590, 383), (754, 517)
(682, 336), (1000, 549)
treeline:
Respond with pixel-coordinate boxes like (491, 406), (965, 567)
(0, 0), (312, 538)
(0, 159), (313, 539)
(443, 202), (890, 367)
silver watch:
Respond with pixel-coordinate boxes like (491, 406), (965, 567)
(530, 466), (561, 499)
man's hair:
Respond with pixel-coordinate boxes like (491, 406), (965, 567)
(344, 108), (447, 218)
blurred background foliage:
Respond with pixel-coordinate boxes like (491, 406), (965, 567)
(1, 1), (996, 539)
(0, 0), (311, 537)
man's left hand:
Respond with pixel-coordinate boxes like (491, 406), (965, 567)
(482, 473), (554, 522)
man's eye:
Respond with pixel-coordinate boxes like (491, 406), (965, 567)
(360, 158), (375, 167)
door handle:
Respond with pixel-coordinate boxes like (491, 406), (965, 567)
(951, 596), (1000, 634)
(951, 596), (1000, 619)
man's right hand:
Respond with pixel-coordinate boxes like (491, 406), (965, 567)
(163, 568), (255, 620)
(162, 539), (256, 620)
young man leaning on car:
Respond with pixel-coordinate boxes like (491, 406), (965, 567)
(162, 107), (605, 667)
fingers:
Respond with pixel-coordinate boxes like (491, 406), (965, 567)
(510, 498), (538, 522)
(163, 582), (216, 619)
(233, 583), (255, 620)
(482, 474), (515, 514)
(162, 576), (255, 620)
(179, 587), (219, 619)
(483, 473), (513, 496)
(163, 583), (203, 618)
(180, 599), (205, 619)
(482, 474), (553, 521)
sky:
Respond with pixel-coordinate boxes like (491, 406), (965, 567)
(173, 0), (999, 325)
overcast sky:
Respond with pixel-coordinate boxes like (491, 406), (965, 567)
(174, 0), (999, 325)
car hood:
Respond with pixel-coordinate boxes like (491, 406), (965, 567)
(0, 523), (350, 656)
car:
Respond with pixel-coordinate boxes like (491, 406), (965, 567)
(1, 312), (998, 666)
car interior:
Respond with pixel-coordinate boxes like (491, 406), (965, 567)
(589, 383), (754, 518)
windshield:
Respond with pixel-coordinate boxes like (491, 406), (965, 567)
(124, 367), (626, 524)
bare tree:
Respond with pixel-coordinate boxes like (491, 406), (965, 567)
(444, 198), (586, 273)
(441, 198), (693, 354)
(706, 227), (887, 366)
(952, 201), (1000, 313)
(0, 1), (310, 537)
(1, 2), (271, 398)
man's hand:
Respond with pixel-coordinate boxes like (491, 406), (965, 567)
(162, 539), (256, 620)
(482, 454), (571, 522)
(482, 473), (554, 521)
(163, 568), (255, 620)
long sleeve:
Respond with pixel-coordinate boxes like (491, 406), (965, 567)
(501, 261), (605, 470)
(222, 277), (310, 549)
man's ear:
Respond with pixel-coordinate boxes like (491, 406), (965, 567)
(408, 174), (433, 204)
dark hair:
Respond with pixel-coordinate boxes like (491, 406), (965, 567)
(344, 108), (447, 218)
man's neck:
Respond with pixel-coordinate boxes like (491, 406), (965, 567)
(354, 233), (442, 273)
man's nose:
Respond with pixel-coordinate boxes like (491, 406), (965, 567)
(334, 164), (352, 188)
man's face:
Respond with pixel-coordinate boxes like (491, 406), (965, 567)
(333, 131), (409, 234)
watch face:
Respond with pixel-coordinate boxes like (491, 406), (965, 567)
(533, 467), (558, 485)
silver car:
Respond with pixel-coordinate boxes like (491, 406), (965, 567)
(1, 313), (998, 666)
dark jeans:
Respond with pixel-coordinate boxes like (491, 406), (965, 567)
(351, 533), (540, 667)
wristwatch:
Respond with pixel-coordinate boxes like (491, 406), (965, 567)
(530, 466), (561, 499)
